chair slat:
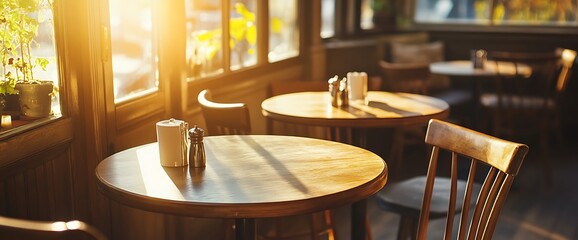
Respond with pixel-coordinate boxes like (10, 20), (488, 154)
(482, 175), (515, 239)
(457, 159), (478, 240)
(416, 146), (440, 240)
(467, 167), (497, 240)
(444, 152), (459, 240)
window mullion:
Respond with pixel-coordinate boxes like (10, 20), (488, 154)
(258, 0), (268, 64)
(222, 0), (231, 73)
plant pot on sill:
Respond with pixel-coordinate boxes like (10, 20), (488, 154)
(15, 81), (54, 119)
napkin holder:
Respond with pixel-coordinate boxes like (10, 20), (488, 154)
(156, 118), (190, 167)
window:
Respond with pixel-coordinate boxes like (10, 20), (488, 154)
(109, 0), (158, 103)
(321, 0), (400, 38)
(415, 0), (578, 26)
(230, 0), (257, 69)
(185, 0), (224, 79)
(268, 0), (299, 62)
(361, 0), (375, 30)
(186, 0), (300, 80)
(0, 0), (59, 125)
(321, 0), (335, 38)
(35, 1), (60, 114)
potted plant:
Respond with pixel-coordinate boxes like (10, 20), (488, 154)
(0, 76), (17, 118)
(1, 0), (55, 119)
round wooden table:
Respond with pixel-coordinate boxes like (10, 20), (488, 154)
(95, 135), (388, 240)
(262, 90), (448, 182)
(261, 91), (450, 128)
(429, 60), (531, 78)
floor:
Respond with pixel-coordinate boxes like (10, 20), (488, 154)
(261, 135), (578, 240)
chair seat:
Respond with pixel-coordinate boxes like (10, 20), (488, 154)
(430, 89), (473, 107)
(376, 176), (481, 218)
(480, 93), (555, 110)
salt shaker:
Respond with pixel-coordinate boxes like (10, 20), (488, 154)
(328, 75), (340, 107)
(188, 125), (206, 168)
(339, 77), (349, 107)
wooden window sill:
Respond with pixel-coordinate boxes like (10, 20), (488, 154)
(0, 114), (63, 141)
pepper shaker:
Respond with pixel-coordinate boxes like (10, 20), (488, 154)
(189, 125), (206, 168)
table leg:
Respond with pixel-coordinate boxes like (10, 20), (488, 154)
(351, 199), (368, 240)
(235, 218), (255, 240)
(471, 78), (482, 130)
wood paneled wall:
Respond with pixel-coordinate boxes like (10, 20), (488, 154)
(0, 118), (75, 221)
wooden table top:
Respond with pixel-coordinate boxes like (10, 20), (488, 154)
(95, 135), (388, 219)
(430, 60), (532, 77)
(261, 91), (449, 128)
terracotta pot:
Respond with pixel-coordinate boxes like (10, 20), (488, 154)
(15, 81), (54, 119)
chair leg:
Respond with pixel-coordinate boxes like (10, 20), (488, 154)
(323, 210), (336, 240)
(365, 214), (373, 240)
(311, 210), (336, 240)
(540, 116), (553, 186)
(224, 219), (236, 240)
(389, 128), (405, 181)
(257, 211), (336, 240)
(396, 215), (417, 240)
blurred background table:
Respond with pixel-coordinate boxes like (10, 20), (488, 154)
(429, 60), (531, 129)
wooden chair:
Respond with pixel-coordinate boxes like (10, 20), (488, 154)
(197, 89), (251, 135)
(198, 88), (334, 240)
(0, 216), (107, 240)
(379, 60), (472, 121)
(481, 50), (559, 137)
(375, 119), (529, 240)
(481, 48), (576, 184)
(378, 60), (430, 94)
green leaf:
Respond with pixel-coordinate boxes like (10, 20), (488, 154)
(230, 18), (247, 41)
(246, 25), (256, 45)
(234, 3), (255, 22)
(271, 17), (283, 33)
(35, 57), (49, 71)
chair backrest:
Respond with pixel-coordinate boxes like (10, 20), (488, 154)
(417, 119), (529, 240)
(0, 216), (107, 240)
(554, 48), (577, 94)
(488, 50), (560, 100)
(379, 60), (430, 94)
(197, 89), (251, 135)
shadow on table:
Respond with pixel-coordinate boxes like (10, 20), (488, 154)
(368, 101), (422, 117)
